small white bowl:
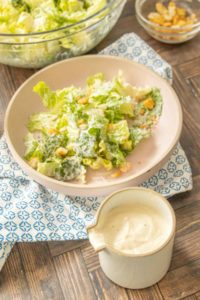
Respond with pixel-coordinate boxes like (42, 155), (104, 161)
(4, 55), (182, 196)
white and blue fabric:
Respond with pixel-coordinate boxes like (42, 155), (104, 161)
(0, 33), (192, 270)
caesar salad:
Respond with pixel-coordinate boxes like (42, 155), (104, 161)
(24, 72), (163, 183)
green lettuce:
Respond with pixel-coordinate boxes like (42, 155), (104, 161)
(37, 160), (60, 177)
(82, 157), (112, 171)
(25, 72), (163, 183)
(54, 157), (85, 181)
(28, 113), (57, 133)
(130, 127), (151, 148)
(24, 133), (44, 161)
(33, 82), (57, 109)
(107, 120), (130, 145)
(77, 130), (98, 158)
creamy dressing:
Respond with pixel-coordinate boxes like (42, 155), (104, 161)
(101, 204), (169, 255)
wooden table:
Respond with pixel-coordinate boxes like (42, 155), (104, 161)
(0, 1), (200, 299)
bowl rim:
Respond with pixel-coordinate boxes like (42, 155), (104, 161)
(4, 54), (183, 190)
(0, 0), (125, 38)
(135, 0), (200, 32)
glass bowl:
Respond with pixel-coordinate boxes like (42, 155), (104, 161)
(135, 0), (200, 44)
(0, 0), (126, 69)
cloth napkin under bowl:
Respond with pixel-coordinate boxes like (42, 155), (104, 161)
(0, 33), (192, 270)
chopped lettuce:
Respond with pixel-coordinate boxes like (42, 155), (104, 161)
(87, 72), (105, 88)
(1, 0), (108, 34)
(83, 157), (112, 171)
(33, 82), (57, 109)
(0, 0), (111, 68)
(24, 72), (163, 183)
(107, 120), (130, 145)
(54, 157), (86, 181)
(28, 113), (57, 133)
(37, 160), (60, 177)
(24, 133), (39, 159)
(77, 130), (98, 158)
(104, 143), (126, 167)
(24, 133), (44, 161)
(43, 133), (68, 159)
(130, 127), (151, 147)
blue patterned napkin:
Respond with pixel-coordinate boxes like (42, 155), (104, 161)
(0, 33), (192, 270)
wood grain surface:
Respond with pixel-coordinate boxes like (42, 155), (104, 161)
(0, 1), (200, 299)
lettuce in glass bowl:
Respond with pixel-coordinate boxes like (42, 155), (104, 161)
(0, 0), (126, 68)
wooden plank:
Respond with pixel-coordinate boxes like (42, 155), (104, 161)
(89, 268), (129, 300)
(0, 65), (34, 136)
(178, 58), (200, 79)
(195, 292), (200, 300)
(193, 292), (200, 300)
(18, 243), (64, 300)
(48, 240), (87, 257)
(0, 66), (14, 136)
(171, 224), (200, 271)
(122, 0), (135, 18)
(172, 68), (200, 177)
(53, 249), (96, 300)
(190, 75), (200, 98)
(0, 244), (31, 300)
(0, 113), (5, 136)
(0, 65), (33, 111)
(175, 200), (200, 231)
(156, 35), (200, 67)
(96, 15), (147, 52)
(8, 66), (34, 90)
(0, 66), (16, 110)
(127, 284), (163, 300)
(158, 259), (200, 300)
(81, 243), (100, 273)
(182, 293), (200, 300)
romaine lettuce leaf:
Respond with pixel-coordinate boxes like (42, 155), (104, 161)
(33, 81), (57, 109)
(130, 127), (151, 147)
(24, 132), (38, 159)
(83, 157), (112, 171)
(87, 72), (105, 88)
(54, 157), (85, 181)
(106, 143), (126, 167)
(28, 113), (57, 133)
(43, 132), (68, 159)
(77, 130), (98, 158)
(37, 160), (60, 177)
(107, 120), (130, 145)
(87, 109), (108, 139)
(24, 133), (44, 161)
(11, 0), (30, 13)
